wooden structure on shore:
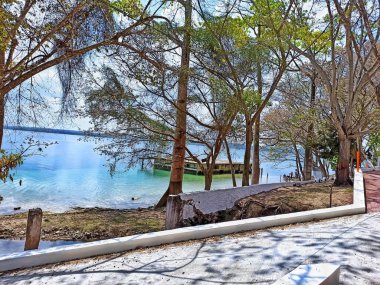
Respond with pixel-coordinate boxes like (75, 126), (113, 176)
(154, 157), (245, 175)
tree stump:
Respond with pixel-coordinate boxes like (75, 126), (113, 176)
(165, 195), (183, 230)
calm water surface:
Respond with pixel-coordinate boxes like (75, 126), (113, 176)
(0, 130), (295, 214)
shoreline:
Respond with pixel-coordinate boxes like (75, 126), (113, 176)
(0, 207), (166, 242)
(0, 182), (352, 242)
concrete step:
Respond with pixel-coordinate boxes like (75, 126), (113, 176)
(272, 263), (340, 285)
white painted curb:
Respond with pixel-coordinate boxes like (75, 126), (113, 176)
(0, 172), (366, 272)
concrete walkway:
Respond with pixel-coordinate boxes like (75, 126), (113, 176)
(1, 213), (379, 285)
(364, 171), (380, 212)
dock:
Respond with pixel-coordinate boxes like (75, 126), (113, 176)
(154, 158), (244, 175)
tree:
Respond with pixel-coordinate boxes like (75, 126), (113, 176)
(238, 0), (302, 186)
(291, 0), (380, 185)
(190, 13), (257, 189)
(0, 0), (158, 148)
(262, 72), (314, 180)
(166, 0), (192, 198)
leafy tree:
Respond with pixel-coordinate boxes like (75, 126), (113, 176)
(0, 0), (159, 148)
(291, 0), (380, 185)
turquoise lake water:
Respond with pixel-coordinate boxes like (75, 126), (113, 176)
(0, 130), (296, 214)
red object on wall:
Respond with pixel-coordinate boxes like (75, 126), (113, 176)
(356, 151), (360, 172)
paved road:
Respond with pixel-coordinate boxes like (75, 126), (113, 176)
(364, 171), (380, 212)
(1, 213), (379, 285)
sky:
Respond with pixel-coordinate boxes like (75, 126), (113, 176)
(4, 0), (327, 131)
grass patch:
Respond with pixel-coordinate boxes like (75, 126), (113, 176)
(0, 181), (352, 241)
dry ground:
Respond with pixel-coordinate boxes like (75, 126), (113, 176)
(0, 181), (352, 241)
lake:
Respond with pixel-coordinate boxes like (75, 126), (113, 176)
(0, 130), (296, 214)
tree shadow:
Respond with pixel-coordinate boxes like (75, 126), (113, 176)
(1, 213), (379, 285)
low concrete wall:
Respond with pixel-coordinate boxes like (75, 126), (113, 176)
(0, 172), (365, 272)
(166, 181), (314, 229)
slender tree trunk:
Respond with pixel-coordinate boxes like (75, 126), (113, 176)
(0, 50), (5, 149)
(156, 0), (192, 207)
(251, 30), (262, 184)
(242, 118), (253, 186)
(304, 75), (316, 180)
(203, 135), (226, 190)
(349, 156), (354, 177)
(303, 142), (312, 180)
(204, 168), (213, 191)
(325, 161), (330, 178)
(317, 156), (328, 178)
(251, 117), (260, 184)
(334, 136), (352, 186)
(293, 143), (304, 181)
(0, 94), (4, 149)
(224, 139), (236, 187)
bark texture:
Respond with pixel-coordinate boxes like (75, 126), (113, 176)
(167, 0), (192, 196)
(334, 137), (352, 186)
(303, 75), (316, 181)
(0, 50), (5, 148)
(252, 117), (260, 184)
(242, 118), (253, 186)
(156, 0), (192, 207)
(225, 139), (237, 187)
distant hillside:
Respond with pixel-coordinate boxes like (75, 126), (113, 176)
(4, 126), (107, 137)
(4, 126), (257, 148)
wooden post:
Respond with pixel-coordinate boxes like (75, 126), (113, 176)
(165, 195), (182, 230)
(356, 151), (360, 172)
(24, 208), (43, 251)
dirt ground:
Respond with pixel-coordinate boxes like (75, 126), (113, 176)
(0, 181), (352, 241)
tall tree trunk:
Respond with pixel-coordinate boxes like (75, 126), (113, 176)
(251, 26), (262, 185)
(224, 139), (236, 187)
(156, 0), (192, 207)
(334, 136), (352, 186)
(251, 117), (260, 184)
(317, 156), (328, 178)
(303, 142), (312, 180)
(0, 50), (5, 149)
(204, 168), (213, 191)
(293, 142), (304, 181)
(304, 75), (316, 180)
(242, 118), (253, 186)
(0, 94), (4, 149)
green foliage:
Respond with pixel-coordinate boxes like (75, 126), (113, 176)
(208, 76), (240, 119)
(86, 67), (170, 135)
(368, 132), (380, 152)
(247, 0), (300, 48)
(241, 88), (263, 115)
(193, 16), (259, 64)
(314, 125), (339, 170)
(367, 132), (380, 164)
(0, 137), (54, 184)
(0, 0), (17, 50)
(84, 67), (171, 172)
(108, 0), (143, 17)
(0, 150), (23, 182)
